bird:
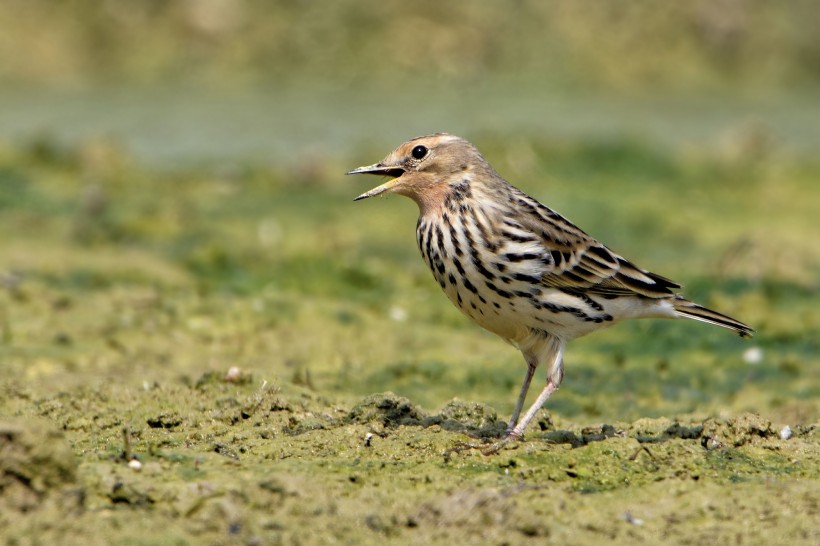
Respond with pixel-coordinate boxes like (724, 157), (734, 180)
(348, 133), (753, 442)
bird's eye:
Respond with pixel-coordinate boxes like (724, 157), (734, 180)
(411, 145), (428, 160)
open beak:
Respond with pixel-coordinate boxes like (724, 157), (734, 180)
(346, 163), (405, 201)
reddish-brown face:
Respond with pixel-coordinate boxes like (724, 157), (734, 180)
(347, 133), (484, 213)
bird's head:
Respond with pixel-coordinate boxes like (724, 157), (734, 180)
(348, 133), (490, 212)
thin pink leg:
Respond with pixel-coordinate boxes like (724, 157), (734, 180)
(506, 344), (565, 440)
(505, 357), (538, 435)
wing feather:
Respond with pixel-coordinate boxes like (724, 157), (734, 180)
(505, 188), (680, 299)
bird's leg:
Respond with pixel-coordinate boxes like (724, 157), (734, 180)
(505, 356), (538, 436)
(506, 343), (565, 441)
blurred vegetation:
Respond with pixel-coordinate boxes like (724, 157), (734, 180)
(2, 0), (819, 92)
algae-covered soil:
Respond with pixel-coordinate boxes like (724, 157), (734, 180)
(1, 136), (818, 545)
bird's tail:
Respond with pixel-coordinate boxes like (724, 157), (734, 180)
(672, 296), (754, 338)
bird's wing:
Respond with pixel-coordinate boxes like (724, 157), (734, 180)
(505, 190), (680, 299)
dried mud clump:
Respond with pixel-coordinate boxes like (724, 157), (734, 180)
(346, 392), (426, 427)
(701, 412), (779, 447)
(0, 418), (81, 519)
(430, 399), (507, 438)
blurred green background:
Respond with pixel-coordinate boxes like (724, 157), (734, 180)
(2, 0), (820, 164)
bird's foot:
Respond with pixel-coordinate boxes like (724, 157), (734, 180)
(442, 440), (491, 461)
(480, 430), (524, 456)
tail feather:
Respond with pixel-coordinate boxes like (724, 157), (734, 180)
(673, 297), (754, 338)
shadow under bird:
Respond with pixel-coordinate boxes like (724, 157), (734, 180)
(348, 133), (753, 442)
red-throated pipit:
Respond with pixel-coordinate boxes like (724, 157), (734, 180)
(348, 134), (753, 441)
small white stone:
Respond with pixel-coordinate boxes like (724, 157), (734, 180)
(389, 306), (407, 322)
(779, 425), (792, 440)
(128, 458), (143, 471)
(742, 346), (763, 365)
(225, 366), (242, 381)
(623, 512), (644, 526)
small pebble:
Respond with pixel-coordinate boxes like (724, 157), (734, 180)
(389, 306), (407, 322)
(779, 425), (792, 440)
(742, 346), (763, 365)
(622, 511), (644, 526)
(128, 458), (143, 471)
(225, 366), (242, 382)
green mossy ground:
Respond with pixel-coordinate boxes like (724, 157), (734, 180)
(1, 137), (817, 545)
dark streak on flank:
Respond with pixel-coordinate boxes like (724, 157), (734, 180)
(484, 281), (513, 299)
(434, 256), (446, 276)
(452, 256), (466, 276)
(472, 253), (496, 281)
(463, 278), (478, 294)
(512, 272), (541, 284)
(505, 252), (541, 263)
